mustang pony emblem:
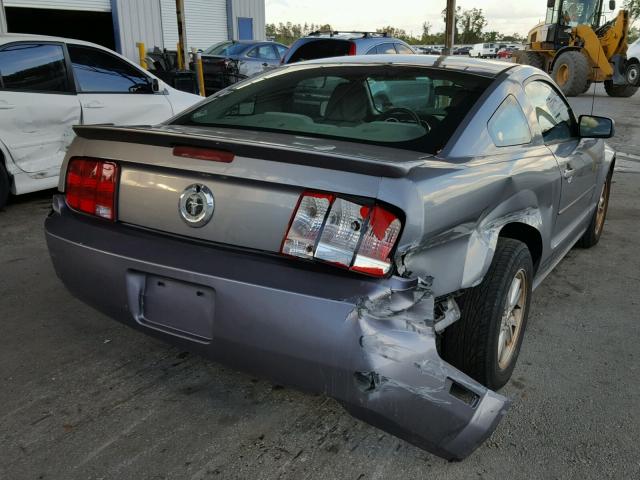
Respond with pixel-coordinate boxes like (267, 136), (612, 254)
(179, 184), (215, 227)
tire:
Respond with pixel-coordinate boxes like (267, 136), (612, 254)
(0, 162), (9, 210)
(580, 80), (592, 95)
(604, 79), (639, 98)
(517, 51), (544, 70)
(576, 170), (612, 248)
(626, 62), (639, 87)
(551, 51), (590, 97)
(441, 238), (533, 390)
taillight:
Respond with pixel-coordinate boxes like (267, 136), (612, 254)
(65, 157), (119, 221)
(348, 42), (357, 56)
(281, 191), (402, 277)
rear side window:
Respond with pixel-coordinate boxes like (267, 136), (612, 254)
(204, 41), (247, 56)
(247, 45), (278, 60)
(488, 95), (532, 147)
(173, 65), (491, 155)
(524, 80), (576, 143)
(395, 43), (414, 54)
(68, 45), (152, 93)
(0, 43), (70, 93)
(377, 43), (397, 54)
(286, 40), (352, 63)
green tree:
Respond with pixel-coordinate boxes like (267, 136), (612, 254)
(441, 6), (488, 44)
(459, 8), (488, 43)
(624, 0), (640, 19)
(484, 31), (500, 42)
(421, 21), (432, 43)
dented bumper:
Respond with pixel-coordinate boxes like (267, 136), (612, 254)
(45, 202), (509, 460)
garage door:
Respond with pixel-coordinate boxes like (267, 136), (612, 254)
(160, 0), (228, 52)
(3, 0), (111, 11)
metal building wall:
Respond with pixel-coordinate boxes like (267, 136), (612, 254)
(112, 0), (164, 63)
(231, 0), (264, 40)
(159, 0), (178, 51)
(160, 0), (228, 52)
(0, 0), (6, 33)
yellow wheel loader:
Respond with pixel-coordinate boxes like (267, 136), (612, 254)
(515, 0), (639, 97)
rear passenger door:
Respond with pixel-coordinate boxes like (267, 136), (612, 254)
(0, 42), (80, 174)
(524, 80), (599, 236)
(68, 44), (173, 126)
(241, 45), (280, 77)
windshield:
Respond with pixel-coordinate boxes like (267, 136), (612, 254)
(172, 65), (491, 155)
(553, 0), (601, 27)
(204, 42), (248, 56)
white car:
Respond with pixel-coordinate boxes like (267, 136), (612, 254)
(469, 43), (499, 59)
(0, 34), (202, 208)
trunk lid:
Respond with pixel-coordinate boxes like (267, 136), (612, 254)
(72, 125), (426, 254)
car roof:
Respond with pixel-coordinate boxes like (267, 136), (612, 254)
(0, 32), (106, 48)
(297, 54), (515, 78)
(296, 33), (407, 46)
(215, 40), (282, 46)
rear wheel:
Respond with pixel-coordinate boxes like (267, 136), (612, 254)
(551, 51), (590, 97)
(0, 162), (9, 210)
(517, 51), (544, 70)
(441, 238), (533, 390)
(604, 79), (639, 98)
(576, 170), (612, 248)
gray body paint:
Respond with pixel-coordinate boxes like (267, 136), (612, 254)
(45, 57), (614, 459)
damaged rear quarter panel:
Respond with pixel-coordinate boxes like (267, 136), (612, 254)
(377, 78), (560, 296)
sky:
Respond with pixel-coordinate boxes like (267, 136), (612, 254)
(265, 0), (623, 38)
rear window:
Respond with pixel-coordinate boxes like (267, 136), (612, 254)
(204, 42), (247, 56)
(173, 65), (492, 154)
(286, 39), (352, 63)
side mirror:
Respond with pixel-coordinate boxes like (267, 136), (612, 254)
(609, 0), (616, 10)
(579, 115), (615, 138)
(152, 78), (160, 93)
(547, 0), (555, 8)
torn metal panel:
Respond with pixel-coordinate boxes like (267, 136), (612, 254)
(344, 279), (510, 459)
(395, 207), (543, 294)
(434, 297), (461, 333)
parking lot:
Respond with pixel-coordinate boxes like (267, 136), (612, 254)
(1, 85), (639, 479)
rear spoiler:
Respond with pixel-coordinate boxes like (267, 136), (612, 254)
(73, 125), (423, 179)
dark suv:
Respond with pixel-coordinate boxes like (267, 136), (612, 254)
(281, 31), (415, 64)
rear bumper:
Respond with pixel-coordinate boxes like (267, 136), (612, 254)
(45, 200), (509, 460)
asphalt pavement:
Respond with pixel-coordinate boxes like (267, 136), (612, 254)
(0, 85), (638, 479)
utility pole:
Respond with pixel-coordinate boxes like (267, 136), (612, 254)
(444, 0), (456, 55)
(176, 0), (189, 69)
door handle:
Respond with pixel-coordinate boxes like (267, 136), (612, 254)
(563, 165), (576, 182)
(0, 101), (16, 109)
(83, 100), (105, 109)
(262, 62), (269, 67)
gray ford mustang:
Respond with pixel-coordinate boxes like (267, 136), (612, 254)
(45, 55), (615, 460)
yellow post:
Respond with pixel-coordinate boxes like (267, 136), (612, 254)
(136, 42), (147, 70)
(176, 42), (184, 70)
(195, 51), (206, 97)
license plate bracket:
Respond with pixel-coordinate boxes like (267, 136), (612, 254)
(126, 271), (215, 343)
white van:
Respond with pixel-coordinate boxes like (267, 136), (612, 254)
(469, 43), (498, 59)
